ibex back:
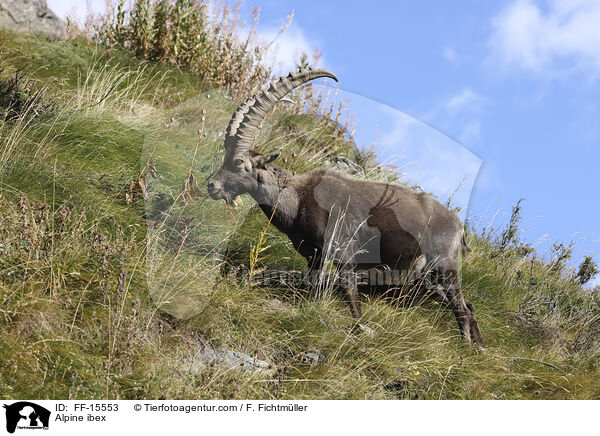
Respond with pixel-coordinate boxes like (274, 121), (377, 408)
(207, 69), (483, 344)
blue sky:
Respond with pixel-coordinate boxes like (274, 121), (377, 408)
(48, 0), (600, 286)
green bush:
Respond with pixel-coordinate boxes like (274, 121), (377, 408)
(576, 256), (599, 285)
(0, 70), (54, 122)
(96, 0), (273, 97)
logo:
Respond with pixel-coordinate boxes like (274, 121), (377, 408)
(3, 402), (50, 434)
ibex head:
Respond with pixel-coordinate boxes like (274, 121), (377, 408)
(207, 69), (338, 206)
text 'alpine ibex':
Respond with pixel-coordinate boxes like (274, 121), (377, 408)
(207, 69), (483, 344)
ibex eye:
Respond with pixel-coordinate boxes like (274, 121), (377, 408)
(234, 158), (244, 166)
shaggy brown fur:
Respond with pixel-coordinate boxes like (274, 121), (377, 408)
(207, 69), (482, 343)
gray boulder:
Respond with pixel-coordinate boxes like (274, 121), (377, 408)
(186, 343), (276, 377)
(299, 350), (326, 367)
(0, 0), (65, 39)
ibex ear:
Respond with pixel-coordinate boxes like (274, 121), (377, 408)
(253, 151), (281, 169)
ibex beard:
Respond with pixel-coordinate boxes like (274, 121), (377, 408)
(207, 69), (483, 344)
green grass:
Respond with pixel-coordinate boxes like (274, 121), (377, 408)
(0, 30), (598, 400)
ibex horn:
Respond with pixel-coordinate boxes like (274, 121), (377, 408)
(224, 68), (338, 153)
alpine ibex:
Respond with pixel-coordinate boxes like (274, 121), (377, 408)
(207, 69), (483, 344)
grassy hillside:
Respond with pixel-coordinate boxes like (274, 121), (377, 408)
(1, 28), (599, 400)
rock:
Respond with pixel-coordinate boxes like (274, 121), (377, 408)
(0, 0), (65, 39)
(186, 343), (276, 377)
(264, 298), (285, 313)
(358, 323), (375, 337)
(299, 350), (325, 367)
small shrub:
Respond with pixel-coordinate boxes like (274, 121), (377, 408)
(491, 198), (533, 258)
(96, 0), (275, 97)
(576, 255), (599, 285)
(498, 198), (524, 250)
(0, 70), (54, 122)
(550, 241), (573, 273)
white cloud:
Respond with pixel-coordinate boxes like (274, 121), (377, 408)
(258, 23), (325, 75)
(489, 0), (600, 77)
(444, 89), (486, 116)
(421, 88), (487, 146)
(443, 89), (487, 144)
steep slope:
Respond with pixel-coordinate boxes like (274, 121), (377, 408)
(0, 30), (598, 400)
